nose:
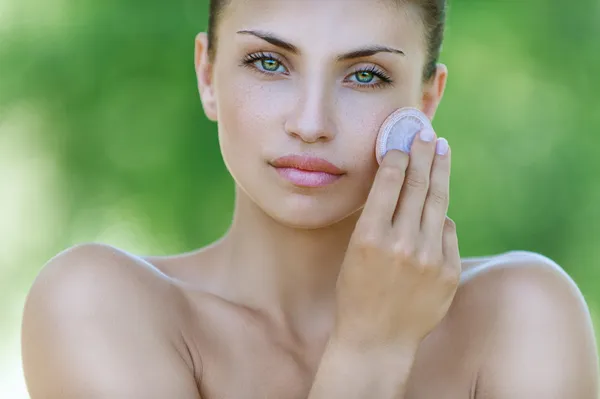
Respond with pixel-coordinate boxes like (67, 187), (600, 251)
(284, 82), (336, 143)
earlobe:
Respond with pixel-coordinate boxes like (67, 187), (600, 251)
(195, 32), (218, 121)
(420, 63), (448, 121)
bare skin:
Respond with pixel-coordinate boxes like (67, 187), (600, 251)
(21, 0), (598, 398)
(21, 245), (598, 398)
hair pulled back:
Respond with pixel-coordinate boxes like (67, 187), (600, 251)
(207, 0), (447, 82)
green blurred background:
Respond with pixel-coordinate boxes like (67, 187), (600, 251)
(1, 0), (599, 396)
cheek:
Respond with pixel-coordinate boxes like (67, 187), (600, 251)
(216, 74), (293, 146)
(336, 94), (398, 161)
(335, 80), (424, 160)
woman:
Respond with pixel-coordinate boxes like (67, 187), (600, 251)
(21, 0), (598, 398)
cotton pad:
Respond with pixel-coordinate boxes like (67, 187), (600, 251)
(375, 107), (433, 165)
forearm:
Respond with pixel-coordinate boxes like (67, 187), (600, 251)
(307, 339), (418, 399)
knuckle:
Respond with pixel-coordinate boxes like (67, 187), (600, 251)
(404, 171), (429, 191)
(444, 217), (456, 231)
(391, 241), (416, 262)
(353, 228), (382, 250)
(416, 251), (443, 271)
(428, 188), (449, 206)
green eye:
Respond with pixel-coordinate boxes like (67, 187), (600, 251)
(355, 71), (375, 83)
(261, 59), (281, 72)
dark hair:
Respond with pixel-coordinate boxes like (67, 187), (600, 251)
(207, 0), (447, 82)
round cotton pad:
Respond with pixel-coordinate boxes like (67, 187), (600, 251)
(375, 107), (433, 164)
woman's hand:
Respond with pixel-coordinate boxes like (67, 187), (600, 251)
(334, 129), (460, 350)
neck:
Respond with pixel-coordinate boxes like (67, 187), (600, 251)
(213, 187), (360, 336)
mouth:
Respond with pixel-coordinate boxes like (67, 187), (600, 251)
(269, 154), (345, 188)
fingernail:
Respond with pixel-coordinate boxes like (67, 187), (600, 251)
(420, 128), (435, 142)
(435, 138), (449, 155)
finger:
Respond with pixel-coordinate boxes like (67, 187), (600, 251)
(360, 150), (409, 229)
(442, 217), (461, 274)
(393, 129), (437, 236)
(420, 139), (451, 246)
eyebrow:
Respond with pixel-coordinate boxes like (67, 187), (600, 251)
(236, 30), (405, 61)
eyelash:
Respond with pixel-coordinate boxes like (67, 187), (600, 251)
(240, 51), (394, 89)
(351, 65), (394, 89)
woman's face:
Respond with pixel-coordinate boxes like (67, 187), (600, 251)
(196, 0), (447, 229)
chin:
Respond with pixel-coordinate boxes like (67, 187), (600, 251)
(263, 195), (362, 230)
(268, 211), (357, 230)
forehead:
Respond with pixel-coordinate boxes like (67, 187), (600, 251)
(217, 0), (427, 59)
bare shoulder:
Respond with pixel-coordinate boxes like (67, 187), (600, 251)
(23, 242), (191, 330)
(457, 250), (590, 311)
(455, 250), (594, 334)
(454, 251), (599, 398)
(22, 242), (202, 399)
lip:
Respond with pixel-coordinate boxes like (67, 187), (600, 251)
(270, 155), (345, 188)
(270, 155), (345, 175)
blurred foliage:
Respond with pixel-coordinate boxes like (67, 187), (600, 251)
(0, 0), (599, 395)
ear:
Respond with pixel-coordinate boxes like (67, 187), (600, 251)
(195, 32), (218, 122)
(420, 63), (448, 122)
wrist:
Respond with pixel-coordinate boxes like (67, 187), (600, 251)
(328, 329), (422, 359)
(308, 337), (419, 398)
(323, 338), (419, 373)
